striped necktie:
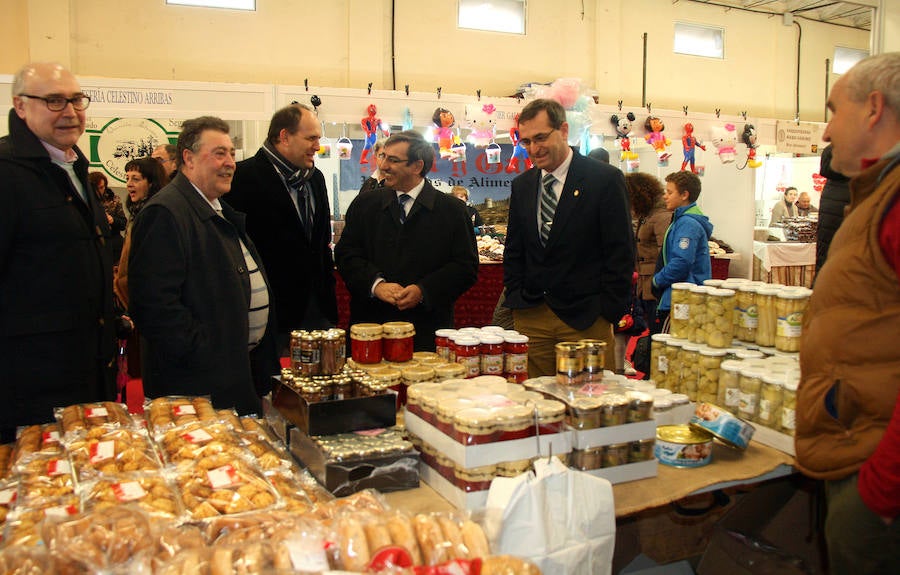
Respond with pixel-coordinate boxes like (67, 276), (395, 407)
(540, 173), (557, 245)
(398, 193), (412, 223)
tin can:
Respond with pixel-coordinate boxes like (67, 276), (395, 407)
(690, 402), (755, 450)
(655, 424), (714, 467)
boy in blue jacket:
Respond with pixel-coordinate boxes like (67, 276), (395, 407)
(651, 171), (713, 331)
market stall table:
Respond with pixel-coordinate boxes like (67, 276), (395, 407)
(752, 241), (816, 287)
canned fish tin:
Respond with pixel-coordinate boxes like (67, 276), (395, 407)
(690, 402), (756, 450)
(655, 424), (714, 467)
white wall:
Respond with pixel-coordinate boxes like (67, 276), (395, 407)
(1, 0), (885, 122)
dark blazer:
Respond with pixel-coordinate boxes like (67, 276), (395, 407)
(0, 109), (115, 434)
(816, 145), (851, 273)
(129, 173), (278, 415)
(503, 149), (634, 330)
(335, 181), (479, 351)
(226, 149), (337, 333)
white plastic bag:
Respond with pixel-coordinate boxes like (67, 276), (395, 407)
(483, 457), (616, 575)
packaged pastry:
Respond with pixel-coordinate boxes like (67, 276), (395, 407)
(239, 433), (292, 472)
(15, 454), (77, 505)
(0, 480), (17, 527)
(66, 427), (162, 479)
(12, 423), (63, 464)
(264, 472), (314, 513)
(41, 505), (155, 573)
(56, 402), (133, 439)
(0, 545), (54, 574)
(385, 512), (424, 565)
(0, 444), (13, 479)
(154, 523), (207, 567)
(80, 473), (183, 519)
(480, 555), (542, 575)
(175, 457), (279, 520)
(3, 500), (80, 547)
(146, 396), (217, 433)
(413, 513), (450, 566)
(159, 421), (247, 464)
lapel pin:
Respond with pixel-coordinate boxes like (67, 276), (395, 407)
(574, 190), (580, 197)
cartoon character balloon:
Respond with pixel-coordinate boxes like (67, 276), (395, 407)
(710, 123), (738, 164)
(506, 113), (533, 174)
(681, 123), (706, 173)
(644, 115), (671, 163)
(432, 107), (457, 159)
(741, 123), (762, 168)
(467, 103), (496, 148)
(360, 104), (389, 165)
(610, 112), (638, 161)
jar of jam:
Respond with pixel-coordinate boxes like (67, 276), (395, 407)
(382, 321), (415, 362)
(434, 328), (456, 361)
(289, 330), (307, 374)
(298, 332), (322, 376)
(479, 334), (505, 376)
(369, 367), (401, 396)
(503, 333), (529, 383)
(453, 335), (482, 379)
(433, 362), (466, 381)
(350, 323), (383, 364)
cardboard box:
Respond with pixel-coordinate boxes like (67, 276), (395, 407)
(748, 423), (796, 456)
(569, 420), (656, 450)
(404, 409), (571, 468)
(419, 461), (489, 511)
(273, 378), (396, 436)
(289, 428), (419, 496)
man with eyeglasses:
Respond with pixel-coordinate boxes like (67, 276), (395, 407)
(151, 143), (178, 180)
(503, 98), (634, 376)
(336, 130), (478, 351)
(0, 62), (115, 441)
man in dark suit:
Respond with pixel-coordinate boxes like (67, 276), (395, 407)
(129, 116), (278, 415)
(503, 98), (634, 376)
(227, 104), (337, 350)
(0, 62), (115, 442)
(335, 131), (478, 351)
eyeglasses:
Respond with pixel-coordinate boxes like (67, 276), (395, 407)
(18, 93), (91, 112)
(376, 153), (411, 165)
(153, 156), (174, 165)
(518, 129), (556, 147)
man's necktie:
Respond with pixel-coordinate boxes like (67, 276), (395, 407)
(540, 173), (557, 245)
(298, 183), (313, 241)
(399, 193), (412, 223)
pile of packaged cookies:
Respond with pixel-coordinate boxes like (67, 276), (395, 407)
(0, 397), (539, 574)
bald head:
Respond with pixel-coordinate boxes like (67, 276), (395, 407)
(12, 63), (86, 152)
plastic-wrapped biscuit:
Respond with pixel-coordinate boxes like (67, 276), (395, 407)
(0, 480), (17, 526)
(175, 458), (279, 520)
(0, 444), (12, 480)
(81, 474), (183, 519)
(67, 428), (162, 479)
(265, 472), (314, 513)
(57, 402), (133, 439)
(15, 454), (77, 504)
(159, 422), (246, 464)
(146, 396), (217, 433)
(240, 434), (292, 472)
(12, 423), (63, 464)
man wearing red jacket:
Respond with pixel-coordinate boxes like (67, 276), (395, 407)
(795, 52), (900, 574)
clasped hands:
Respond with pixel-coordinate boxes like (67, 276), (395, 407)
(375, 282), (423, 311)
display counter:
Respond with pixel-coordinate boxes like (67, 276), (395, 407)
(335, 262), (504, 330)
(752, 241), (816, 287)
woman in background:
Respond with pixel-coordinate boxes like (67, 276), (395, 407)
(89, 171), (127, 264)
(769, 186), (799, 226)
(115, 157), (169, 309)
(627, 172), (671, 334)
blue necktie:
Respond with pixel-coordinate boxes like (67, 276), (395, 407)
(399, 193), (412, 223)
(540, 173), (557, 245)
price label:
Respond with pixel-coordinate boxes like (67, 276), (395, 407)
(84, 407), (109, 418)
(42, 430), (60, 445)
(112, 481), (148, 502)
(0, 488), (17, 506)
(207, 465), (242, 489)
(182, 429), (213, 444)
(172, 404), (197, 416)
(90, 440), (116, 464)
(44, 504), (78, 519)
(46, 459), (71, 476)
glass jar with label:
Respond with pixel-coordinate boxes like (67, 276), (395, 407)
(717, 360), (742, 414)
(579, 338), (607, 382)
(650, 333), (672, 385)
(697, 347), (727, 404)
(754, 285), (780, 348)
(775, 288), (812, 352)
(738, 367), (765, 421)
(556, 342), (585, 386)
(350, 323), (383, 364)
(669, 282), (695, 339)
(736, 285), (759, 343)
(434, 329), (457, 361)
(433, 362), (466, 381)
(479, 334), (505, 376)
(382, 322), (415, 362)
(453, 335), (482, 379)
(757, 372), (784, 428)
(298, 332), (322, 376)
(704, 288), (737, 348)
(781, 372), (800, 436)
(680, 343), (702, 401)
(503, 333), (529, 383)
(688, 285), (710, 344)
(321, 329), (346, 375)
(702, 279), (725, 289)
(663, 338), (687, 393)
(289, 330), (307, 374)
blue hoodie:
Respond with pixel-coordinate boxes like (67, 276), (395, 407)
(652, 202), (713, 311)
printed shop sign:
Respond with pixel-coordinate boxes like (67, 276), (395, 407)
(84, 118), (180, 183)
(775, 121), (826, 155)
